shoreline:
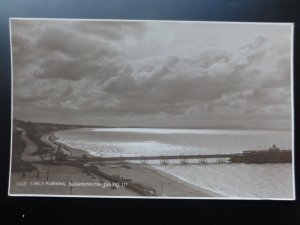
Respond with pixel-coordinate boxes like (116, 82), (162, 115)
(47, 133), (220, 197)
(148, 164), (221, 197)
(11, 128), (293, 198)
(43, 132), (95, 158)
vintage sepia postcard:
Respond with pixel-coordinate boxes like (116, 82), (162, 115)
(9, 18), (294, 199)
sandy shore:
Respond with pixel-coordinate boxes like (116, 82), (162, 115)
(41, 134), (93, 157)
(11, 132), (219, 197)
(94, 163), (218, 197)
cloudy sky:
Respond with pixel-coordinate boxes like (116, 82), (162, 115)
(11, 19), (292, 129)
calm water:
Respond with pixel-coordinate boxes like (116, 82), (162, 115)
(56, 128), (294, 198)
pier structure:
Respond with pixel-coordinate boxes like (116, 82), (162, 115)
(68, 153), (233, 165)
(160, 156), (169, 165)
(216, 155), (226, 164)
(119, 157), (128, 164)
(199, 158), (207, 164)
(42, 140), (292, 165)
(179, 155), (189, 165)
(140, 156), (149, 165)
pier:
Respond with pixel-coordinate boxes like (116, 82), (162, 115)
(68, 153), (234, 165)
(44, 141), (292, 165)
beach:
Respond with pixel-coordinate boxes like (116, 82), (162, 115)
(10, 132), (217, 197)
(95, 163), (217, 197)
(10, 162), (216, 197)
(55, 131), (218, 197)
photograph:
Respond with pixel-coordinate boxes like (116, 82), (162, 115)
(9, 18), (294, 199)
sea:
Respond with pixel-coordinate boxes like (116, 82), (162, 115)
(55, 128), (294, 199)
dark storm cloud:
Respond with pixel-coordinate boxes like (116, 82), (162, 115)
(96, 35), (289, 117)
(36, 27), (100, 56)
(69, 20), (146, 40)
(35, 26), (121, 59)
(14, 95), (43, 104)
(11, 20), (292, 128)
(11, 19), (145, 81)
(36, 59), (99, 81)
(12, 34), (32, 47)
(248, 87), (290, 106)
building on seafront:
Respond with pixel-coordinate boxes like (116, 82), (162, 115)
(230, 144), (292, 163)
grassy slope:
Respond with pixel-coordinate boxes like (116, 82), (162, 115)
(11, 126), (36, 172)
